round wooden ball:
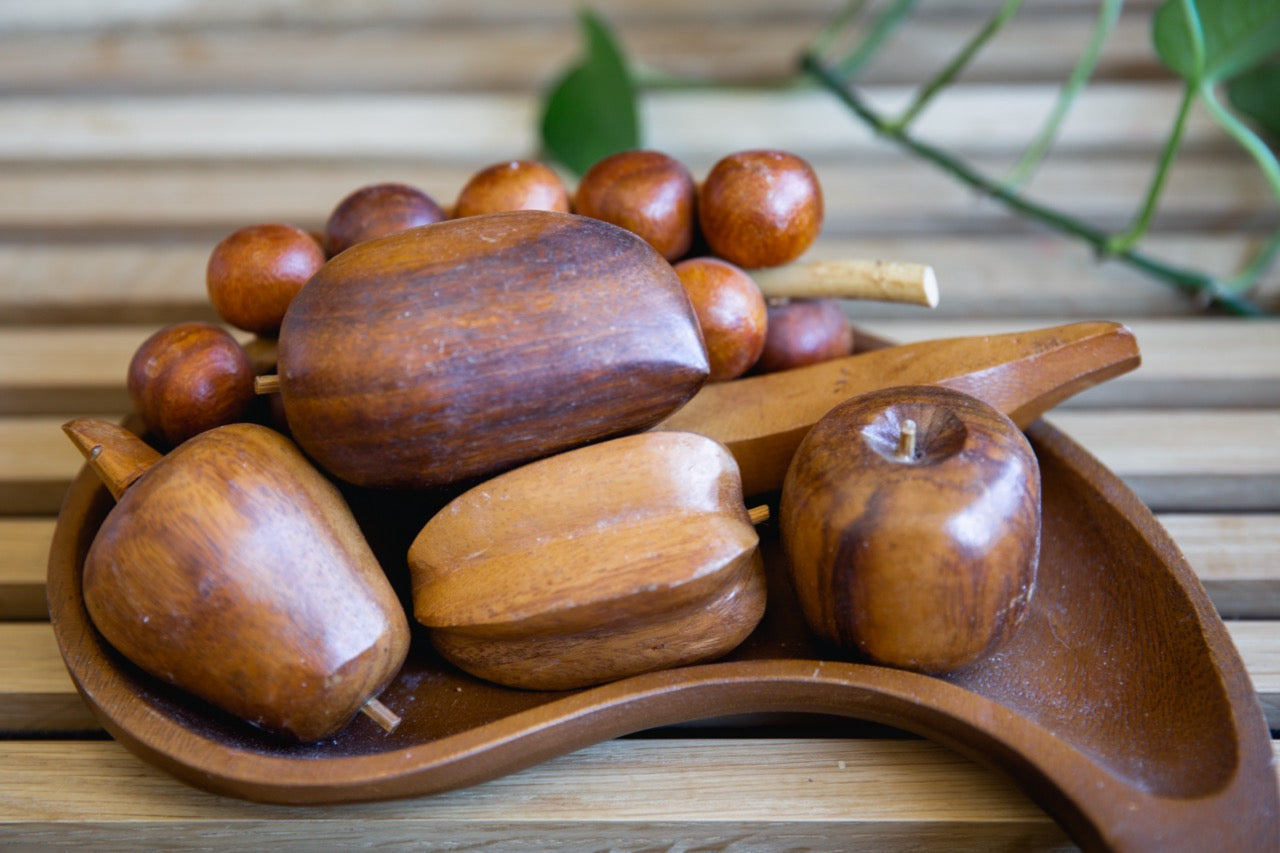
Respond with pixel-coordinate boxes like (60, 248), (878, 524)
(755, 298), (853, 373)
(205, 223), (324, 336)
(698, 150), (823, 268)
(573, 150), (697, 261)
(673, 257), (768, 381)
(323, 182), (446, 256)
(126, 322), (257, 447)
(454, 160), (571, 218)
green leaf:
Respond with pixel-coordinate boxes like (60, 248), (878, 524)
(1228, 59), (1280, 143)
(538, 10), (640, 176)
(1153, 0), (1280, 84)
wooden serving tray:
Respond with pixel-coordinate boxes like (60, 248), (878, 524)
(47, 359), (1278, 852)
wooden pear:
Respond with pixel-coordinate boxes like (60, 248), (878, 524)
(408, 431), (766, 690)
(270, 210), (709, 489)
(64, 417), (410, 742)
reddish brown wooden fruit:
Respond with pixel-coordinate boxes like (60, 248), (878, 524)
(127, 322), (256, 447)
(755, 298), (853, 373)
(322, 182), (446, 255)
(573, 149), (697, 261)
(454, 160), (571, 218)
(781, 385), (1040, 673)
(409, 431), (765, 690)
(673, 257), (768, 381)
(699, 149), (823, 268)
(276, 210), (709, 489)
(66, 418), (410, 743)
(206, 223), (325, 335)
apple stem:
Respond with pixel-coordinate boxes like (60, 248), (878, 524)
(896, 419), (918, 461)
(359, 696), (401, 734)
(748, 504), (770, 525)
(254, 374), (281, 395)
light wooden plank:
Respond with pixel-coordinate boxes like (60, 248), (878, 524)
(1046, 410), (1280, 511)
(4, 410), (1279, 515)
(0, 84), (1236, 164)
(1, 150), (1270, 242)
(863, 319), (1280, 409)
(4, 236), (1276, 325)
(4, 320), (1276, 415)
(0, 738), (1073, 850)
(0, 13), (1159, 94)
(0, 415), (116, 514)
(0, 518), (52, 619)
(1161, 515), (1280, 618)
(0, 0), (1163, 32)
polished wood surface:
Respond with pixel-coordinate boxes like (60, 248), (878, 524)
(4, 1), (1279, 850)
(275, 211), (708, 488)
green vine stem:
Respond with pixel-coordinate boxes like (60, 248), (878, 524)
(886, 0), (1023, 133)
(801, 52), (1266, 316)
(1006, 0), (1122, 187)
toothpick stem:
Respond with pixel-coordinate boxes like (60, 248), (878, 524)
(359, 696), (401, 733)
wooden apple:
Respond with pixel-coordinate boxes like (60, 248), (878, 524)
(63, 417), (410, 742)
(780, 385), (1040, 674)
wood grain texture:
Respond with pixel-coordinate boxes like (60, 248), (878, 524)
(6, 0), (1279, 846)
(410, 432), (764, 690)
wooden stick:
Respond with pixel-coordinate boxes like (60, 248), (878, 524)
(748, 504), (770, 526)
(359, 697), (401, 733)
(751, 259), (939, 307)
(254, 374), (281, 395)
(896, 419), (918, 461)
(62, 418), (162, 500)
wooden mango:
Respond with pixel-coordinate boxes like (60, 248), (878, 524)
(66, 418), (410, 743)
(407, 431), (765, 690)
(276, 210), (709, 489)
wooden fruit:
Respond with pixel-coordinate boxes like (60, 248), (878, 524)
(408, 431), (766, 690)
(206, 223), (325, 335)
(573, 149), (698, 261)
(660, 320), (1141, 496)
(698, 149), (823, 269)
(780, 385), (1040, 673)
(754, 298), (853, 373)
(272, 210), (709, 489)
(62, 417), (410, 742)
(322, 182), (446, 256)
(673, 256), (768, 381)
(126, 321), (257, 447)
(454, 160), (571, 217)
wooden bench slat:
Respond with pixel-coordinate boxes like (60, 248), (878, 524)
(0, 738), (1077, 850)
(4, 411), (1279, 514)
(3, 620), (1276, 734)
(0, 85), (1238, 165)
(3, 237), (1277, 326)
(6, 319), (1278, 414)
(0, 13), (1160, 95)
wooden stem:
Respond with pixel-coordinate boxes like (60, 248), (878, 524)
(254, 374), (281, 395)
(62, 418), (162, 500)
(896, 419), (918, 461)
(748, 505), (770, 525)
(359, 696), (401, 733)
(751, 259), (939, 307)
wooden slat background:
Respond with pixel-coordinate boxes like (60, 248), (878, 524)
(2, 1), (1277, 849)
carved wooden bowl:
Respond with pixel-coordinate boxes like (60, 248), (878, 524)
(48, 338), (1278, 852)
